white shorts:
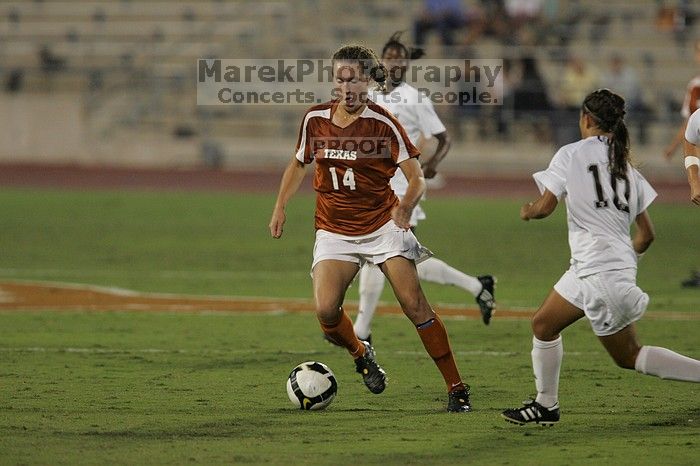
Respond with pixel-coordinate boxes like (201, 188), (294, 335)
(311, 220), (432, 271)
(554, 267), (648, 336)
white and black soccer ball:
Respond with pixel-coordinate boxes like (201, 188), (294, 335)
(286, 361), (337, 410)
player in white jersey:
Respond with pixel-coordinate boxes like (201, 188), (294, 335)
(354, 32), (496, 344)
(502, 89), (700, 427)
(683, 107), (700, 205)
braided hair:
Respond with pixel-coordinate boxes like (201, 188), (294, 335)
(381, 31), (425, 60)
(582, 89), (630, 180)
(332, 44), (387, 92)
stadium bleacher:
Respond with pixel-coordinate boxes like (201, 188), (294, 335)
(0, 0), (697, 175)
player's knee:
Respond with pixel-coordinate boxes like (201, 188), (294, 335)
(399, 297), (431, 324)
(315, 301), (342, 325)
(531, 313), (556, 340)
(611, 347), (640, 370)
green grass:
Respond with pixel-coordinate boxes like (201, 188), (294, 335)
(0, 188), (698, 465)
(0, 311), (697, 465)
(0, 188), (698, 312)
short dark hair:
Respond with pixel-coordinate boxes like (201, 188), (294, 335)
(332, 44), (386, 90)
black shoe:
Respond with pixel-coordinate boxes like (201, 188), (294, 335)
(354, 341), (386, 394)
(447, 386), (472, 412)
(681, 270), (700, 288)
(501, 399), (560, 426)
(476, 275), (496, 325)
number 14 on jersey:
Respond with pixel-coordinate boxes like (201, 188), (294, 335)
(329, 167), (356, 190)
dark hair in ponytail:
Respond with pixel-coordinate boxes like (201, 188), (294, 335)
(332, 44), (387, 91)
(582, 89), (630, 180)
(381, 31), (425, 60)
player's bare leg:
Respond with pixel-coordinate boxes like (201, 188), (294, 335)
(381, 256), (470, 411)
(599, 324), (700, 382)
(312, 260), (362, 356)
(313, 259), (387, 393)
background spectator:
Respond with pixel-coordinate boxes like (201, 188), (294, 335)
(601, 54), (649, 144)
(555, 55), (600, 145)
(413, 0), (485, 48)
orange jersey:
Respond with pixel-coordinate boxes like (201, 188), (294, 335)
(295, 100), (420, 235)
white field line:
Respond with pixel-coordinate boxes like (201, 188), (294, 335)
(0, 347), (601, 357)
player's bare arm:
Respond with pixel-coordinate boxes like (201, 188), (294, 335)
(520, 189), (558, 221)
(269, 157), (306, 238)
(664, 124), (686, 161)
(683, 139), (700, 205)
(632, 211), (655, 255)
(393, 157), (426, 229)
(421, 131), (451, 179)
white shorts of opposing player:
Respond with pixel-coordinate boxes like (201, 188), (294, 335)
(554, 267), (647, 336)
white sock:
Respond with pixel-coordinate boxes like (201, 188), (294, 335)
(532, 336), (563, 408)
(635, 346), (700, 382)
(416, 257), (482, 296)
(353, 263), (385, 340)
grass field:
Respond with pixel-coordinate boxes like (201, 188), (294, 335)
(0, 188), (698, 465)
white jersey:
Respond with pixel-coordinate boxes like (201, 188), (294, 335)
(368, 82), (446, 196)
(533, 136), (657, 278)
(685, 107), (700, 145)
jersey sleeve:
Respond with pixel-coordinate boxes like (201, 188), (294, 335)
(294, 112), (314, 164)
(685, 108), (700, 146)
(416, 93), (447, 137)
(632, 169), (657, 214)
(389, 118), (420, 164)
(532, 147), (569, 199)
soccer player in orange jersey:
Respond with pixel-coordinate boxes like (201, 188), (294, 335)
(269, 45), (471, 412)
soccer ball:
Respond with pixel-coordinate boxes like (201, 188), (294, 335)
(286, 361), (337, 410)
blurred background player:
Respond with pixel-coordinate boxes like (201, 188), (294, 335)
(683, 107), (700, 205)
(664, 38), (700, 161)
(681, 107), (700, 287)
(664, 38), (700, 287)
(269, 44), (472, 412)
(502, 89), (700, 426)
(350, 32), (496, 348)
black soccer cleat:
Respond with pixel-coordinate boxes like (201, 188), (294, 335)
(447, 385), (472, 412)
(354, 340), (386, 394)
(476, 275), (496, 325)
(501, 399), (560, 426)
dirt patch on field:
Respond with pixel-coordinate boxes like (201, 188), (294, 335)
(0, 281), (696, 321)
(0, 280), (524, 319)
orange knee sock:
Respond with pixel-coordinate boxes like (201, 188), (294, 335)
(319, 309), (365, 359)
(416, 315), (465, 393)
